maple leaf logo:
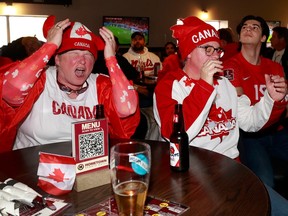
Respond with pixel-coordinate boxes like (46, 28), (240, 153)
(76, 25), (89, 37)
(48, 168), (69, 183)
(198, 105), (236, 142)
(170, 146), (175, 154)
(183, 77), (193, 87)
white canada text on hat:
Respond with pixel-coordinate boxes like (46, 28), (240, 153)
(74, 42), (91, 48)
(191, 29), (218, 43)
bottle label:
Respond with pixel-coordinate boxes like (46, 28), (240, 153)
(170, 142), (180, 167)
(173, 114), (179, 123)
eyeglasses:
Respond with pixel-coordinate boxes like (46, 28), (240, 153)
(198, 45), (224, 58)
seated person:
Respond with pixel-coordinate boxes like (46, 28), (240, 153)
(157, 52), (183, 82)
(123, 31), (162, 77)
(218, 28), (239, 61)
(153, 16), (288, 215)
(161, 41), (177, 61)
(1, 15), (140, 151)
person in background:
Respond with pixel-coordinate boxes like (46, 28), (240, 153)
(123, 31), (162, 141)
(157, 51), (183, 82)
(161, 41), (177, 61)
(153, 16), (288, 215)
(157, 41), (181, 81)
(123, 31), (162, 77)
(264, 26), (288, 78)
(223, 15), (288, 195)
(0, 36), (43, 62)
(123, 31), (159, 104)
(0, 15), (140, 151)
(218, 28), (239, 61)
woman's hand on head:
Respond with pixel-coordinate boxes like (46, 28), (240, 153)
(46, 18), (71, 48)
(99, 27), (116, 59)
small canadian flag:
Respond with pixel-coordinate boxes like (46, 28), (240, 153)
(37, 152), (76, 196)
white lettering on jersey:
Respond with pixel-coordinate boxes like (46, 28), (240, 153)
(254, 84), (266, 101)
(198, 106), (236, 140)
(199, 118), (236, 137)
(52, 101), (97, 119)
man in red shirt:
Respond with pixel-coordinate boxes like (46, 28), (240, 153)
(223, 15), (288, 193)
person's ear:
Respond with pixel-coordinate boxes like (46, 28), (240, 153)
(55, 54), (60, 66)
(261, 35), (267, 43)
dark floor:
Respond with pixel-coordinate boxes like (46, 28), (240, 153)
(275, 179), (288, 199)
(272, 158), (288, 199)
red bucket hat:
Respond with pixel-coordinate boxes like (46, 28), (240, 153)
(170, 16), (220, 60)
(43, 15), (104, 59)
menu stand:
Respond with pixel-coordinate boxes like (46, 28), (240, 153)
(74, 168), (110, 192)
(71, 118), (110, 192)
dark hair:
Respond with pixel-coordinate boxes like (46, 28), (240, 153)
(164, 41), (177, 50)
(1, 37), (27, 61)
(236, 15), (270, 54)
(131, 31), (144, 39)
(218, 28), (234, 43)
(272, 26), (288, 44)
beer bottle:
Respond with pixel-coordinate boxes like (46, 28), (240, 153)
(96, 104), (105, 119)
(154, 62), (160, 76)
(169, 104), (189, 172)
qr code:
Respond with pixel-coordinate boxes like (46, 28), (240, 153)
(78, 131), (104, 160)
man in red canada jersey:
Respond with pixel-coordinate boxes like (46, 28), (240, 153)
(223, 15), (288, 193)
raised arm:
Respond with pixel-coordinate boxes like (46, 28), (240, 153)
(99, 27), (138, 117)
(2, 18), (71, 107)
(238, 75), (287, 132)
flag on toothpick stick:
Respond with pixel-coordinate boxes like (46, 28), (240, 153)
(37, 152), (76, 196)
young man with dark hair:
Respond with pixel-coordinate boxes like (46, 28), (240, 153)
(223, 15), (288, 196)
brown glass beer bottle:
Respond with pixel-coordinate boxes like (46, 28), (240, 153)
(96, 104), (105, 119)
(169, 104), (189, 172)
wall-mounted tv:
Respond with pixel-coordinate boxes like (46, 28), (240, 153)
(103, 16), (149, 45)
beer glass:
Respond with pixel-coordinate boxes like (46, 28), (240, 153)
(110, 141), (151, 216)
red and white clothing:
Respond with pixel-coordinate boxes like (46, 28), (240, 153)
(0, 43), (140, 151)
(123, 47), (161, 76)
(153, 68), (284, 159)
(14, 69), (139, 149)
(223, 52), (287, 129)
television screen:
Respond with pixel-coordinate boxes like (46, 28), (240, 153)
(103, 16), (149, 45)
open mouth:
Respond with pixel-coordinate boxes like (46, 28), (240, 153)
(75, 68), (85, 77)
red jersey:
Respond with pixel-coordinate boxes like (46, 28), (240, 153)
(223, 52), (287, 129)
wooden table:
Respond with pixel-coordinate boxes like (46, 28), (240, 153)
(0, 139), (270, 215)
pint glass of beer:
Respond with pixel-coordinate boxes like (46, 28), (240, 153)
(110, 141), (151, 216)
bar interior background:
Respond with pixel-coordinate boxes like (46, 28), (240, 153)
(0, 0), (287, 48)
